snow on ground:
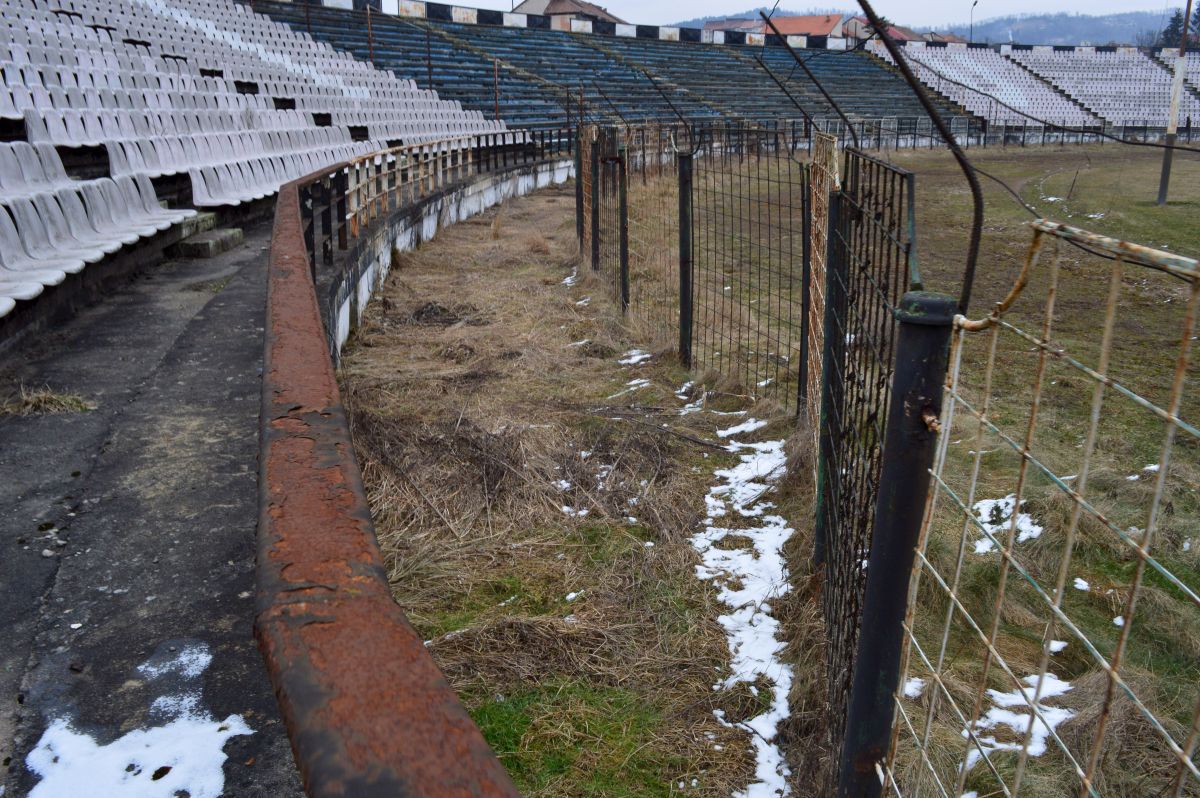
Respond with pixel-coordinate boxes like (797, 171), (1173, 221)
(26, 643), (251, 798)
(971, 495), (1043, 555)
(962, 673), (1074, 772)
(716, 418), (769, 439)
(607, 378), (651, 399)
(1048, 640), (1068, 654)
(618, 349), (653, 366)
(1073, 577), (1089, 591)
(690, 418), (794, 798)
(903, 677), (927, 699)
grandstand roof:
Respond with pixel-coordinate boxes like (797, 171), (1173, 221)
(512, 0), (625, 24)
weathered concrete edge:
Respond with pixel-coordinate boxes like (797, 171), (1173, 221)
(259, 157), (574, 796)
(257, 162), (574, 796)
(325, 158), (575, 358)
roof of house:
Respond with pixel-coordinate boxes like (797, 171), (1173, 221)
(513, 0), (625, 23)
(759, 14), (843, 37)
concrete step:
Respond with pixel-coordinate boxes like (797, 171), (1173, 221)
(174, 227), (244, 259)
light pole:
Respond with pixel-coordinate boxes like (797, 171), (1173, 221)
(1157, 0), (1194, 205)
(970, 0), (979, 43)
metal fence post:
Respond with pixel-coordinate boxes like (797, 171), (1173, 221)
(812, 191), (845, 568)
(574, 128), (584, 251)
(837, 291), (956, 798)
(677, 150), (693, 368)
(618, 143), (629, 313)
(590, 139), (600, 271)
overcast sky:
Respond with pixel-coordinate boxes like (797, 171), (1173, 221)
(465, 0), (1181, 28)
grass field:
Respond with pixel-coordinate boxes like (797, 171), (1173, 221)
(882, 145), (1200, 796)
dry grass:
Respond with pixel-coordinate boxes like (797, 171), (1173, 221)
(0, 385), (96, 416)
(339, 183), (825, 796)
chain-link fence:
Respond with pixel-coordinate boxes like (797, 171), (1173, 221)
(884, 222), (1200, 798)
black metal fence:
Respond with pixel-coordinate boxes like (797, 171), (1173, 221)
(815, 149), (921, 790)
(579, 124), (957, 795)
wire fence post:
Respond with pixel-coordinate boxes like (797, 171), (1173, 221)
(618, 142), (629, 313)
(677, 150), (693, 368)
(798, 167), (812, 411)
(590, 139), (600, 271)
(575, 127), (584, 251)
(812, 190), (844, 569)
(837, 291), (955, 798)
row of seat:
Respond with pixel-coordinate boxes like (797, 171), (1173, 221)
(0, 174), (195, 305)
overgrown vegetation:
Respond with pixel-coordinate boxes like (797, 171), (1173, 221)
(338, 185), (824, 795)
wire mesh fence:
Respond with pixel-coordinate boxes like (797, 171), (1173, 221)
(806, 131), (838, 443)
(689, 124), (809, 412)
(624, 126), (680, 346)
(884, 221), (1200, 798)
(816, 148), (920, 784)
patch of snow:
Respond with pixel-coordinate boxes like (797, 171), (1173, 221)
(1113, 616), (1125, 627)
(692, 427), (794, 798)
(1048, 640), (1068, 654)
(575, 296), (591, 306)
(1143, 464), (1160, 473)
(561, 506), (589, 518)
(1126, 474), (1140, 481)
(1185, 539), (1193, 552)
(903, 677), (926, 699)
(962, 673), (1074, 772)
(568, 339), (590, 347)
(562, 267), (578, 286)
(27, 643), (251, 798)
(643, 541), (654, 547)
(618, 349), (652, 366)
(565, 591), (582, 602)
(498, 595), (518, 607)
(971, 496), (1043, 555)
(606, 378), (651, 399)
(1073, 577), (1089, 591)
(552, 479), (572, 491)
(716, 418), (769, 439)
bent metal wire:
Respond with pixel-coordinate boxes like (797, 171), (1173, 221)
(884, 221), (1200, 798)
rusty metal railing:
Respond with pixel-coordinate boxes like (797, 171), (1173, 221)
(260, 129), (574, 797)
(883, 221), (1200, 797)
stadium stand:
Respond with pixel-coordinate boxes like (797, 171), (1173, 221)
(1007, 48), (1200, 126)
(251, 2), (972, 127)
(1151, 51), (1200, 102)
(0, 0), (509, 318)
(868, 43), (1099, 127)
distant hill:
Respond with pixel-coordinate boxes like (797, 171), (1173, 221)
(674, 8), (1170, 46)
(672, 7), (852, 29)
(921, 11), (1170, 46)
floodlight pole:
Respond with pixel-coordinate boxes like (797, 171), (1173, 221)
(969, 0), (979, 44)
(1157, 0), (1193, 206)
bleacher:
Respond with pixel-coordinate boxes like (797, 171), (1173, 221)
(0, 0), (508, 318)
(1007, 48), (1200, 126)
(869, 43), (1098, 127)
(252, 3), (972, 128)
(1151, 51), (1200, 106)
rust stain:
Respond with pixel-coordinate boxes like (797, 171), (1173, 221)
(258, 180), (519, 797)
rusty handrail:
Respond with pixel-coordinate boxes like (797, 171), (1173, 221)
(257, 131), (574, 796)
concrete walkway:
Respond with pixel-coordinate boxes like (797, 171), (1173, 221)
(0, 223), (303, 796)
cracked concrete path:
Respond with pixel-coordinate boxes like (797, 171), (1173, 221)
(0, 221), (303, 796)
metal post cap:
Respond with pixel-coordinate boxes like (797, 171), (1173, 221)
(894, 291), (956, 326)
